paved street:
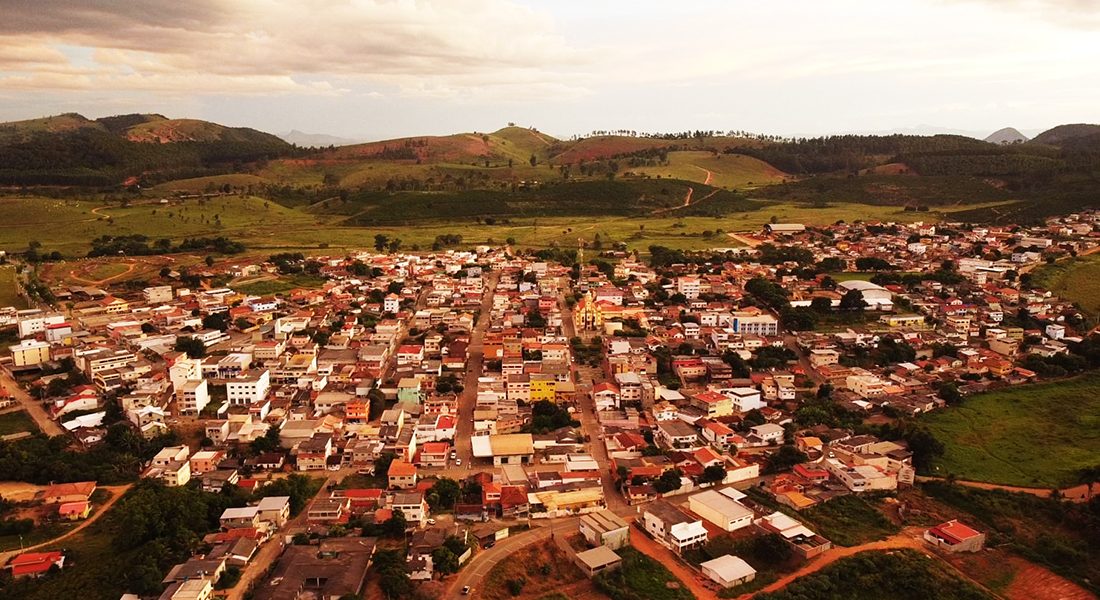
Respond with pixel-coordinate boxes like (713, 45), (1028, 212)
(0, 367), (62, 436)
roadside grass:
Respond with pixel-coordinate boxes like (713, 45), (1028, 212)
(0, 266), (26, 308)
(920, 371), (1100, 488)
(84, 262), (131, 281)
(1031, 253), (1100, 317)
(594, 546), (694, 600)
(480, 541), (588, 600)
(0, 410), (37, 436)
(799, 495), (900, 547)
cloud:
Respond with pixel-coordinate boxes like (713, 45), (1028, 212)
(0, 0), (590, 97)
(937, 0), (1100, 29)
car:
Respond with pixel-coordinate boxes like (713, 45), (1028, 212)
(455, 458), (462, 466)
(450, 451), (457, 459)
(462, 586), (471, 595)
(427, 518), (436, 525)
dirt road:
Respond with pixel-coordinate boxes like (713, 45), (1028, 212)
(916, 476), (1093, 503)
(0, 484), (130, 564)
(0, 369), (62, 436)
(727, 232), (763, 247)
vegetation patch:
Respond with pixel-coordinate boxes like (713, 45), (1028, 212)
(594, 546), (694, 600)
(0, 410), (37, 436)
(799, 495), (901, 547)
(0, 266), (26, 309)
(756, 549), (993, 600)
(920, 371), (1100, 487)
(1031, 253), (1100, 318)
(921, 481), (1099, 595)
(481, 541), (587, 600)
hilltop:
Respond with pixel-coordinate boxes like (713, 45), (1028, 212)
(984, 127), (1028, 145)
(1031, 123), (1100, 146)
(0, 112), (282, 145)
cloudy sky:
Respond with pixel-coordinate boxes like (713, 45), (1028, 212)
(0, 0), (1097, 140)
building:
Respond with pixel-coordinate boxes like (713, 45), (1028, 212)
(388, 460), (418, 489)
(253, 538), (376, 600)
(642, 500), (708, 554)
(837, 280), (893, 311)
(9, 551), (65, 578)
(579, 509), (630, 550)
(390, 492), (429, 527)
(688, 490), (754, 532)
(9, 339), (51, 368)
(471, 433), (534, 466)
(226, 369), (271, 405)
(700, 554), (756, 588)
(574, 546), (622, 578)
(256, 496), (291, 528)
(924, 520), (985, 553)
(41, 481), (96, 504)
(161, 578), (214, 600)
(179, 379), (210, 415)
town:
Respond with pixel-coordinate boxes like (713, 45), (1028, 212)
(0, 210), (1096, 600)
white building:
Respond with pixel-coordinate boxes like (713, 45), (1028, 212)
(700, 555), (756, 588)
(226, 369), (271, 405)
(688, 490), (754, 532)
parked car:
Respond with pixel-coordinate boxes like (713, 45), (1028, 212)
(462, 586), (471, 595)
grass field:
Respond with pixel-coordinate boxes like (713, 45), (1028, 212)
(921, 372), (1100, 487)
(0, 410), (37, 435)
(0, 193), (1015, 263)
(627, 151), (787, 188)
(800, 495), (900, 546)
(1031, 253), (1100, 317)
(0, 266), (26, 308)
(232, 274), (326, 295)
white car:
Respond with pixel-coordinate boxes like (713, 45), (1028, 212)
(455, 458), (462, 466)
(427, 518), (436, 525)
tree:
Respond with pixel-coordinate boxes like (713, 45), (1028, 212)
(374, 234), (390, 252)
(428, 478), (461, 510)
(701, 464), (726, 484)
(654, 468), (683, 493)
(174, 336), (206, 358)
(529, 154), (537, 167)
(1076, 465), (1100, 499)
(374, 452), (397, 479)
(383, 508), (407, 538)
(810, 296), (833, 312)
(839, 289), (865, 311)
(764, 445), (808, 474)
(250, 425), (282, 455)
(431, 546), (460, 574)
(204, 255), (215, 267)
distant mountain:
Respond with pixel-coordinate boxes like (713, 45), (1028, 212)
(279, 130), (361, 147)
(0, 113), (292, 186)
(1032, 124), (1100, 146)
(985, 127), (1028, 145)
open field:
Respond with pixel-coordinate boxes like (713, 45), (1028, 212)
(627, 151), (787, 188)
(921, 372), (1100, 488)
(232, 274), (326, 295)
(0, 266), (26, 308)
(1031, 253), (1100, 317)
(478, 541), (597, 600)
(799, 495), (900, 547)
(0, 194), (1017, 262)
(0, 410), (38, 436)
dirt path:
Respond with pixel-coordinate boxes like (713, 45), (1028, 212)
(0, 369), (61, 437)
(737, 528), (929, 599)
(727, 232), (763, 247)
(629, 522), (720, 600)
(1003, 556), (1096, 600)
(0, 484), (130, 564)
(650, 186), (696, 215)
(695, 166), (714, 185)
(68, 260), (138, 286)
(916, 476), (1092, 503)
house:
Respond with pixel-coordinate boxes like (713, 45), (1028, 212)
(58, 501), (91, 521)
(41, 481), (96, 504)
(700, 554), (756, 588)
(390, 492), (429, 528)
(579, 509), (630, 550)
(253, 538), (375, 600)
(9, 551), (65, 578)
(574, 546), (622, 578)
(656, 420), (698, 450)
(754, 511), (832, 559)
(642, 500), (708, 554)
(220, 507), (261, 530)
(925, 520), (986, 553)
(688, 490), (754, 532)
(160, 578), (214, 600)
(388, 460), (418, 489)
(748, 423), (784, 446)
(307, 497), (350, 525)
(256, 496), (291, 528)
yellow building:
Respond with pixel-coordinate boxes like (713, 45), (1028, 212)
(529, 373), (557, 403)
(9, 340), (50, 367)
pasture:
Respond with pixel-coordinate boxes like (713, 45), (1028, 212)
(921, 372), (1100, 488)
(1031, 253), (1100, 317)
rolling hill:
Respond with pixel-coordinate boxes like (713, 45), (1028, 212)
(1031, 123), (1100, 146)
